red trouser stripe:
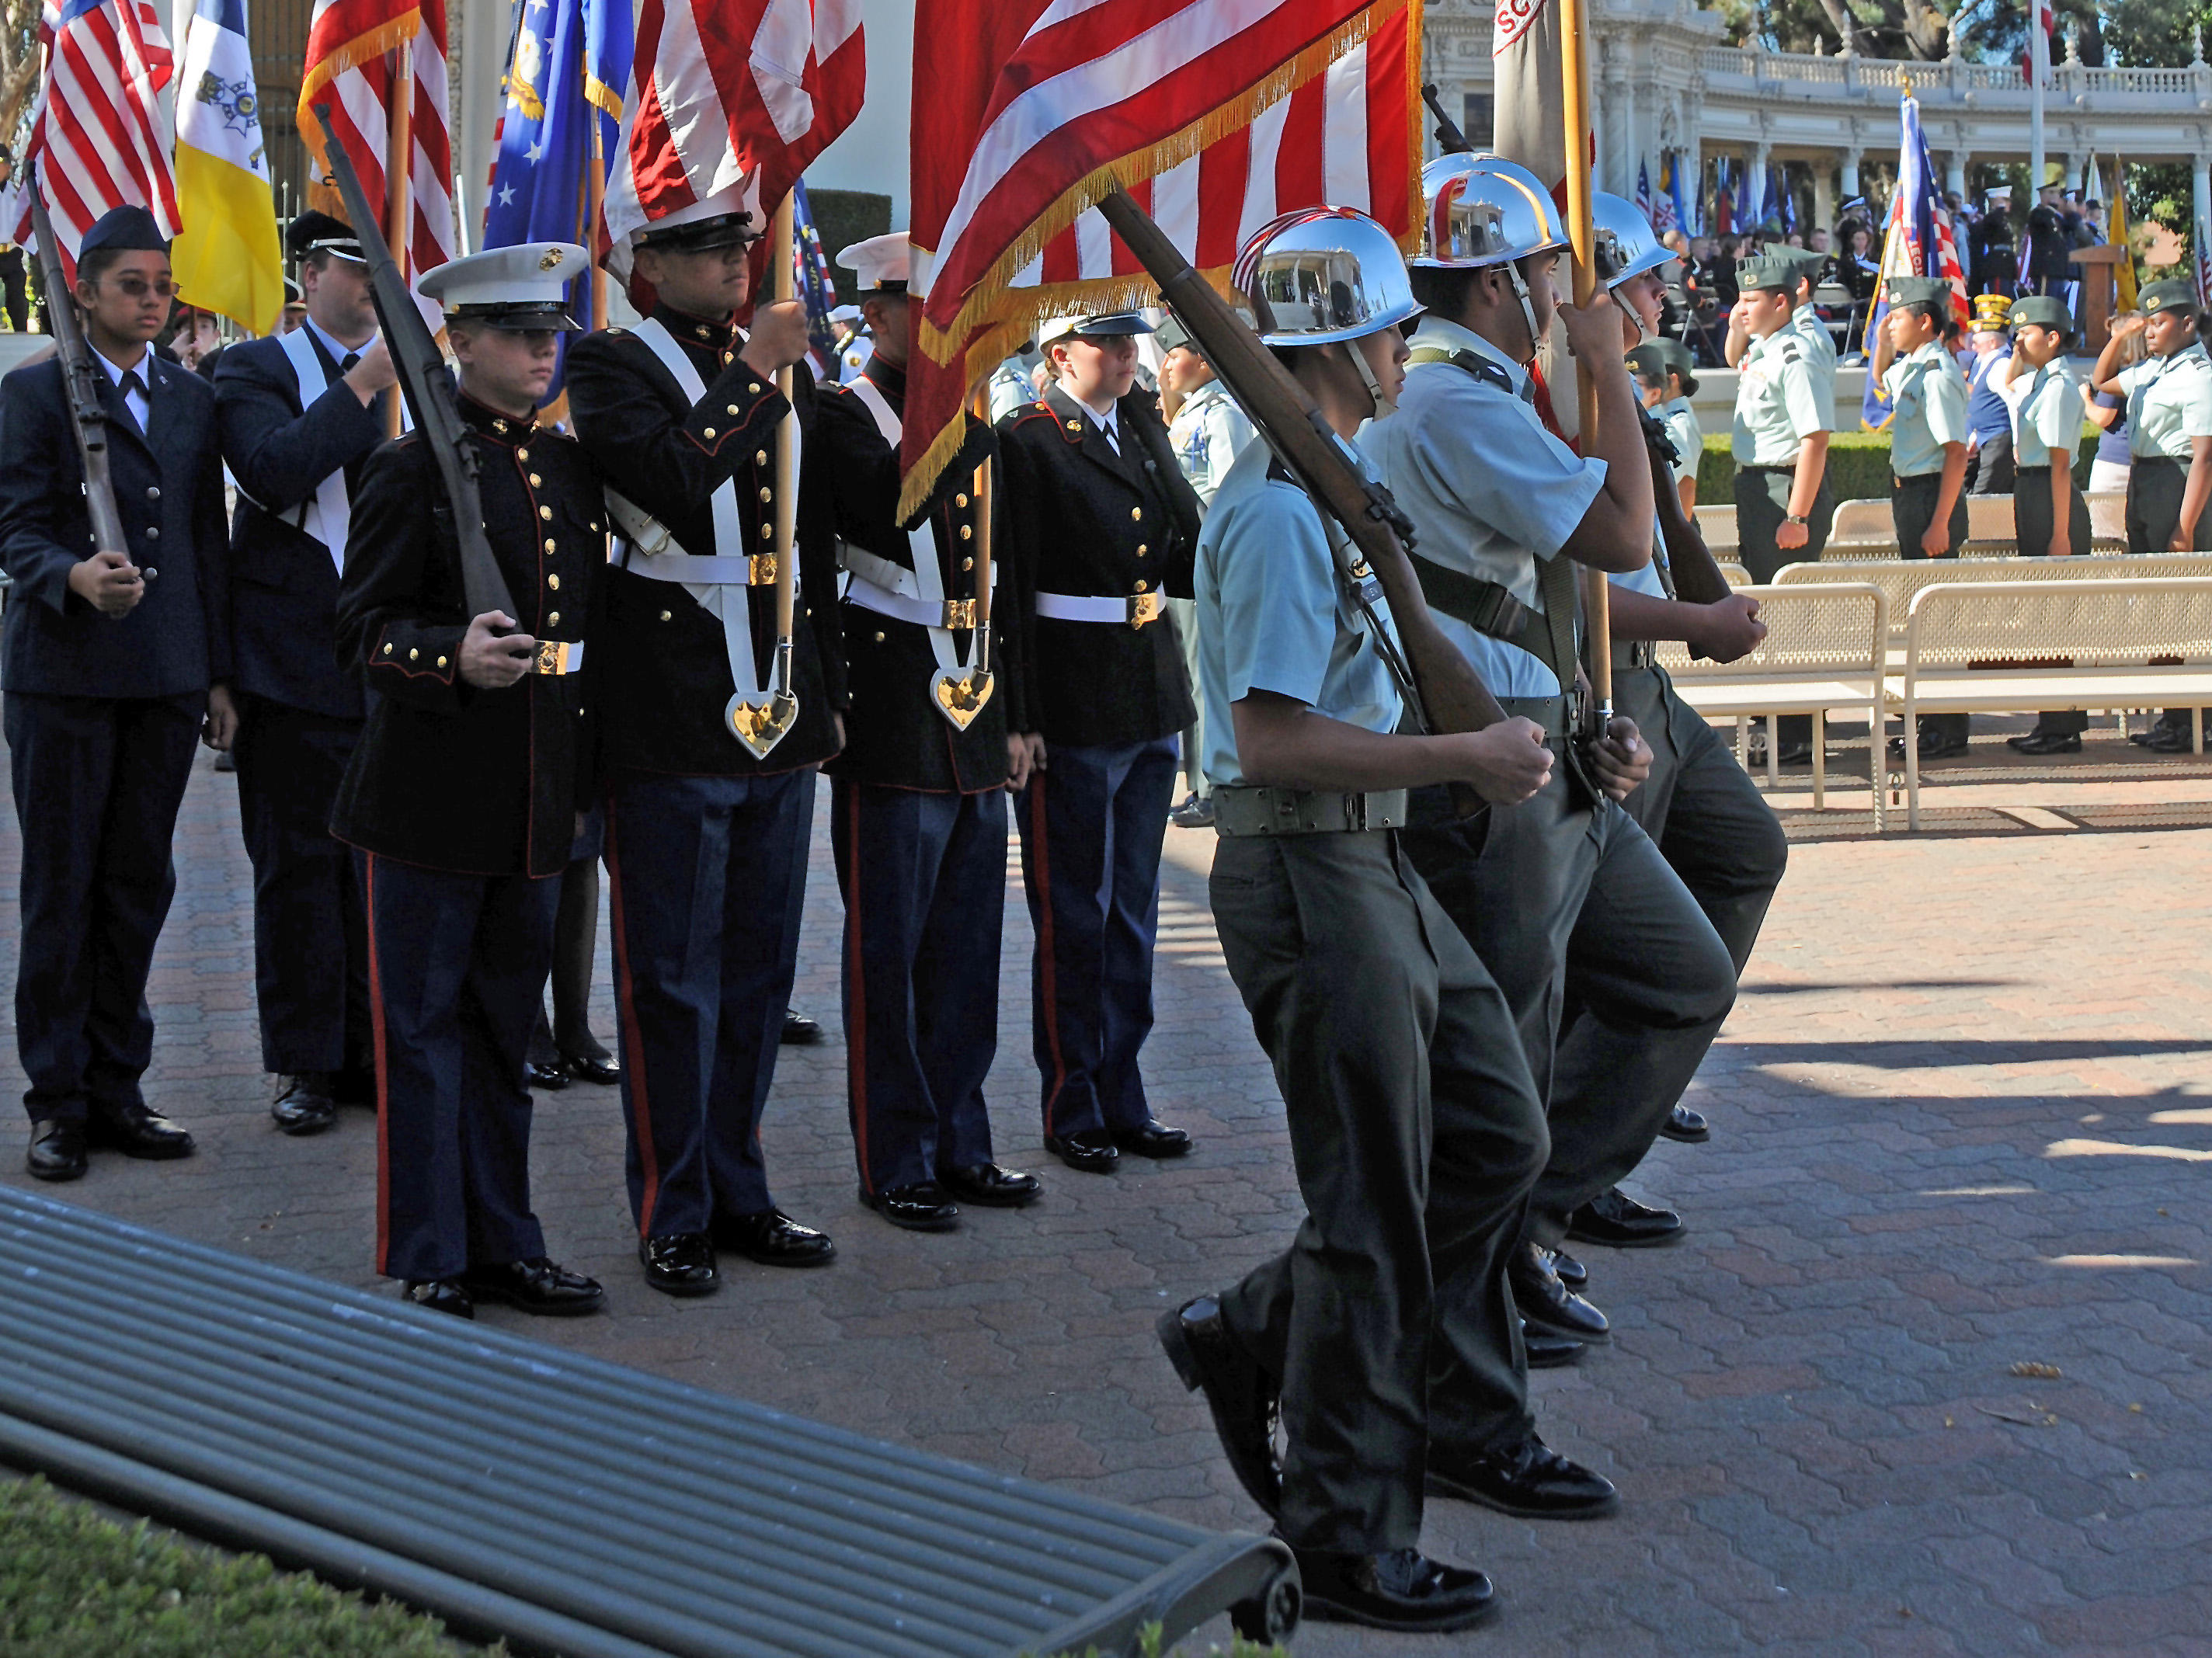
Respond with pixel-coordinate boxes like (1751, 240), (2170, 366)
(364, 853), (391, 1277)
(842, 785), (872, 1190)
(603, 809), (662, 1238)
(1027, 777), (1071, 1134)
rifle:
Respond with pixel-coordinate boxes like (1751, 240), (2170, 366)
(27, 169), (130, 574)
(308, 103), (518, 624)
(1421, 83), (1473, 158)
(1092, 189), (1506, 815)
(1557, 0), (1613, 732)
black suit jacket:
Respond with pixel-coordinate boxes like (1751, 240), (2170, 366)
(804, 358), (1010, 793)
(995, 384), (1202, 748)
(214, 330), (387, 720)
(565, 307), (843, 779)
(329, 398), (603, 879)
(0, 352), (228, 698)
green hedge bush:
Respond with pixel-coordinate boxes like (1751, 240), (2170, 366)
(1696, 429), (2105, 508)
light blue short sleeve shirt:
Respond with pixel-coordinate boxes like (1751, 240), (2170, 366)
(2120, 344), (2212, 461)
(2011, 362), (2085, 469)
(1881, 342), (1971, 477)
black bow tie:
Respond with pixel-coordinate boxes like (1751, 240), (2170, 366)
(120, 369), (145, 399)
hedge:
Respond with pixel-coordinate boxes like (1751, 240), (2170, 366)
(1695, 429), (2104, 507)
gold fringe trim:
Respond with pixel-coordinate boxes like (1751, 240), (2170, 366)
(296, 13), (427, 167)
(585, 75), (624, 120)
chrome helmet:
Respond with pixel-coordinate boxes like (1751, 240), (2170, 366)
(1233, 206), (1422, 348)
(1590, 192), (1672, 288)
(1413, 152), (1568, 270)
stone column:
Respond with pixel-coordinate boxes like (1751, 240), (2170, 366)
(1812, 163), (1835, 234)
(1840, 149), (1861, 199)
(1946, 150), (1968, 200)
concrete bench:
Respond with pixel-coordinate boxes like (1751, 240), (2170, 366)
(1657, 582), (1888, 823)
(1887, 576), (2212, 829)
(1773, 552), (2212, 649)
(0, 1187), (1299, 1658)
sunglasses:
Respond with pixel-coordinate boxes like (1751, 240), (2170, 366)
(103, 276), (176, 299)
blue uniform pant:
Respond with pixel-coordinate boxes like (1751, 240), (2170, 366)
(604, 766), (814, 1236)
(234, 694), (368, 1077)
(1015, 736), (1177, 1139)
(360, 852), (555, 1282)
(832, 778), (1006, 1193)
(6, 690), (202, 1126)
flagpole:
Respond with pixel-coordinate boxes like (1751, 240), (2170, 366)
(586, 106), (607, 331)
(2029, 8), (2047, 203)
(386, 39), (414, 440)
(1558, 0), (1611, 731)
(770, 189), (801, 712)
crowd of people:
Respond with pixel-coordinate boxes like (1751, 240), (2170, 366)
(4, 136), (2208, 1630)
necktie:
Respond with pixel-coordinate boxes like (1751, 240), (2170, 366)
(1101, 417), (1120, 454)
(340, 352), (360, 374)
(119, 370), (147, 431)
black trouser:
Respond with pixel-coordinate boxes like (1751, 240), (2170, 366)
(234, 693), (370, 1078)
(6, 690), (203, 1126)
(2127, 457), (2212, 735)
(0, 249), (26, 332)
(1894, 471), (1972, 746)
(1967, 428), (2015, 496)
(1737, 463), (1834, 750)
(2015, 465), (2094, 737)
(527, 811), (609, 1069)
(1212, 828), (1546, 1553)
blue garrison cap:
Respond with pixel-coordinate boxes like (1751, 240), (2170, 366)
(79, 205), (169, 256)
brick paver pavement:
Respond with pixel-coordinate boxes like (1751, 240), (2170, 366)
(1, 735), (2207, 1656)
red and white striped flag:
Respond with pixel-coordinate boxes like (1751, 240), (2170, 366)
(602, 0), (864, 277)
(904, 0), (1424, 515)
(296, 0), (456, 285)
(2023, 0), (2054, 88)
(7, 0), (179, 280)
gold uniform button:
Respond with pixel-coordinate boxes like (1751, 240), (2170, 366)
(383, 643), (394, 655)
(659, 610), (673, 622)
(756, 450), (769, 466)
(703, 427), (717, 440)
(1136, 544), (1148, 557)
(962, 556), (974, 572)
(1133, 581), (1149, 594)
(759, 487), (773, 503)
(409, 648), (419, 661)
(548, 612), (560, 626)
(436, 655), (447, 668)
(955, 493), (969, 509)
(493, 419), (509, 434)
(529, 473), (542, 486)
(1131, 507), (1143, 521)
(749, 382), (762, 395)
(1066, 419), (1082, 432)
(759, 523), (774, 541)
(958, 525), (972, 541)
(539, 506), (553, 520)
(872, 631), (885, 644)
(516, 447), (530, 462)
(544, 538), (557, 552)
(548, 575), (561, 590)
(727, 404), (740, 416)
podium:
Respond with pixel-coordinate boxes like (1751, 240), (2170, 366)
(2072, 245), (2130, 353)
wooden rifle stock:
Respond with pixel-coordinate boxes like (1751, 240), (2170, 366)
(1558, 0), (1612, 728)
(29, 173), (129, 565)
(1092, 189), (1509, 766)
(309, 103), (518, 624)
(1651, 443), (1733, 607)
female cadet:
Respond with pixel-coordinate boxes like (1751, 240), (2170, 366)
(2002, 297), (2095, 755)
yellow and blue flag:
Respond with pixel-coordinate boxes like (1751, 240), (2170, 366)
(171, 0), (283, 335)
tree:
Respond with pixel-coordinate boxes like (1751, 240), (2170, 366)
(0, 0), (40, 150)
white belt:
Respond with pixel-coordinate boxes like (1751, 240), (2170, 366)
(618, 542), (781, 586)
(842, 543), (993, 631)
(1036, 589), (1167, 628)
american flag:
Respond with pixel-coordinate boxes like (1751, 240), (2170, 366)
(903, 0), (1423, 514)
(2197, 219), (2212, 311)
(602, 0), (865, 276)
(296, 0), (457, 286)
(2023, 0), (2054, 87)
(7, 0), (179, 279)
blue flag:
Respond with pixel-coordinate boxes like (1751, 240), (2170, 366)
(1862, 94), (1944, 429)
(483, 0), (634, 354)
(791, 180), (840, 374)
(1670, 158), (1691, 237)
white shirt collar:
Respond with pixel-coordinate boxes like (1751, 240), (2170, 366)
(303, 314), (371, 367)
(96, 343), (151, 387)
(1406, 315), (1529, 397)
(1072, 390), (1118, 429)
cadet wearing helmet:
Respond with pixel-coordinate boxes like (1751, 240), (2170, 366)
(1365, 155), (1736, 1366)
(1156, 206), (1586, 1636)
(2092, 278), (2212, 751)
(2002, 296), (2094, 754)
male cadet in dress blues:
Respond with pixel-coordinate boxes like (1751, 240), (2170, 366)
(215, 210), (397, 1136)
(996, 311), (1202, 1174)
(2002, 297), (2096, 755)
(804, 231), (1039, 1232)
(1162, 207), (1608, 1637)
(565, 183), (841, 1295)
(2092, 279), (2212, 753)
(327, 243), (603, 1319)
(1874, 275), (1974, 759)
(1730, 250), (1835, 765)
(0, 204), (228, 1182)
(1366, 155), (1737, 1354)
(1157, 315), (1256, 831)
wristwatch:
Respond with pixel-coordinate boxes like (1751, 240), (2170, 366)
(1785, 513), (1809, 526)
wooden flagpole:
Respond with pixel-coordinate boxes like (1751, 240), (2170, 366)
(586, 106), (607, 330)
(385, 40), (414, 440)
(770, 191), (800, 690)
(1558, 0), (1611, 728)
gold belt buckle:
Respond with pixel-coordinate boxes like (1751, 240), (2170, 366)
(941, 598), (977, 630)
(1127, 590), (1164, 630)
(534, 640), (570, 676)
(748, 553), (778, 586)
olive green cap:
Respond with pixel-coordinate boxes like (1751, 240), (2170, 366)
(1153, 315), (1197, 356)
(1885, 276), (1951, 311)
(2008, 295), (2075, 337)
(2141, 279), (2199, 318)
(1736, 252), (1801, 294)
(1625, 339), (1698, 398)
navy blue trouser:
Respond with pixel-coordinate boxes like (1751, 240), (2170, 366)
(360, 851), (556, 1282)
(604, 766), (814, 1236)
(234, 693), (368, 1077)
(1014, 735), (1177, 1139)
(6, 690), (202, 1126)
(832, 777), (1007, 1194)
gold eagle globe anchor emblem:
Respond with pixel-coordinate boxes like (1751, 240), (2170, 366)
(929, 666), (994, 731)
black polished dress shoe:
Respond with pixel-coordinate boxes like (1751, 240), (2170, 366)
(639, 1232), (719, 1297)
(1549, 1247), (1588, 1289)
(1659, 1101), (1710, 1143)
(780, 1010), (826, 1046)
(938, 1163), (1042, 1208)
(715, 1208), (838, 1265)
(1110, 1120), (1192, 1159)
(523, 1060), (569, 1091)
(1568, 1187), (1685, 1248)
(26, 1120), (87, 1182)
(1042, 1130), (1120, 1173)
(402, 1278), (474, 1318)
(1522, 1322), (1584, 1369)
(83, 1107), (194, 1160)
(461, 1257), (605, 1316)
(560, 1050), (621, 1086)
(1776, 742), (1814, 766)
(2011, 730), (2082, 756)
(859, 1183), (960, 1232)
(1508, 1240), (1610, 1343)
(271, 1074), (339, 1137)
(2147, 725), (2196, 753)
(332, 1065), (378, 1108)
(1292, 1545), (1494, 1632)
(1427, 1434), (1619, 1520)
(1156, 1296), (1281, 1517)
